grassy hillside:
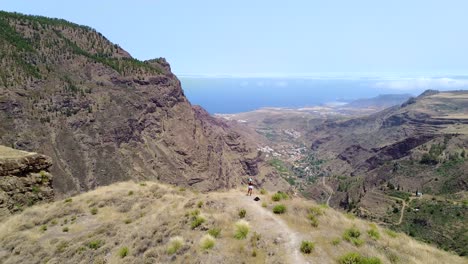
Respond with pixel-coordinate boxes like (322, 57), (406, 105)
(0, 181), (465, 264)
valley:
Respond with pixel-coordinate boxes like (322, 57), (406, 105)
(218, 91), (468, 256)
(0, 9), (466, 264)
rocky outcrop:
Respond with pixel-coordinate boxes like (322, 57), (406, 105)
(0, 146), (54, 220)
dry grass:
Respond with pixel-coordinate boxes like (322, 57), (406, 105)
(0, 181), (465, 264)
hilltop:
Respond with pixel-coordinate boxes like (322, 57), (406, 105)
(0, 11), (286, 195)
(0, 180), (465, 264)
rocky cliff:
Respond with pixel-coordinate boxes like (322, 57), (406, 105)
(0, 11), (286, 195)
(0, 145), (53, 220)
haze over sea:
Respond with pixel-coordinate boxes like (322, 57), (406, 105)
(181, 75), (468, 114)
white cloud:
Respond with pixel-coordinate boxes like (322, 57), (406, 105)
(374, 78), (468, 90)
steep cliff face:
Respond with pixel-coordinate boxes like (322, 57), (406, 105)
(0, 146), (54, 219)
(0, 12), (286, 195)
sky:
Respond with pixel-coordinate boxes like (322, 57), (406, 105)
(1, 0), (468, 77)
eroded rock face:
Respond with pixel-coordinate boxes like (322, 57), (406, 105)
(0, 146), (54, 220)
(0, 12), (288, 195)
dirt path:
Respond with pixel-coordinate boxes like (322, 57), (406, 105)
(224, 193), (309, 264)
(322, 176), (334, 206)
(369, 190), (412, 225)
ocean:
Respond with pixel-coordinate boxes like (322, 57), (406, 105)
(180, 77), (428, 114)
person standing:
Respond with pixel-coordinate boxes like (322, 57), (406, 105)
(247, 178), (254, 196)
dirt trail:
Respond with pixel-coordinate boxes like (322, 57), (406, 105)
(223, 193), (309, 264)
(322, 176), (334, 206)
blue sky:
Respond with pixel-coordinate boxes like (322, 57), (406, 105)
(2, 0), (468, 76)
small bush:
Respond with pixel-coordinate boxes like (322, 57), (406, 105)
(367, 229), (380, 240)
(88, 240), (103, 250)
(208, 228), (221, 238)
(234, 220), (250, 239)
(384, 229), (398, 238)
(40, 225), (47, 232)
(189, 209), (200, 217)
(239, 208), (247, 218)
(307, 214), (319, 227)
(139, 182), (147, 186)
(272, 193), (282, 201)
(62, 227), (69, 232)
(300, 240), (315, 254)
(252, 249), (257, 257)
(197, 201), (204, 208)
(260, 189), (267, 195)
(343, 227), (364, 246)
(124, 219), (132, 224)
(273, 204), (286, 214)
(64, 198), (72, 203)
(167, 236), (184, 254)
(128, 191), (134, 196)
(118, 247), (129, 258)
(191, 216), (205, 229)
(200, 234), (215, 250)
(261, 202), (267, 208)
(308, 206), (323, 216)
(90, 208), (98, 215)
(331, 238), (341, 245)
(338, 252), (382, 264)
(179, 187), (186, 192)
(272, 192), (289, 201)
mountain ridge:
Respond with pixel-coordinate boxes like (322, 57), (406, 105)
(0, 11), (287, 196)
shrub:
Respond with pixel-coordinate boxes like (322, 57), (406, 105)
(200, 234), (215, 250)
(300, 240), (315, 254)
(62, 227), (69, 232)
(331, 238), (341, 245)
(239, 208), (247, 218)
(261, 202), (267, 208)
(139, 182), (147, 186)
(384, 229), (398, 238)
(191, 216), (205, 229)
(40, 225), (47, 232)
(343, 227), (364, 246)
(208, 227), (221, 238)
(273, 204), (286, 214)
(260, 189), (267, 195)
(189, 209), (200, 217)
(128, 191), (134, 196)
(90, 208), (98, 215)
(338, 252), (382, 264)
(167, 236), (184, 254)
(197, 201), (204, 208)
(234, 220), (250, 239)
(118, 246), (129, 258)
(307, 214), (319, 227)
(64, 198), (72, 203)
(272, 191), (289, 201)
(367, 229), (380, 240)
(308, 206), (323, 216)
(88, 240), (103, 250)
(124, 219), (132, 224)
(272, 193), (282, 201)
